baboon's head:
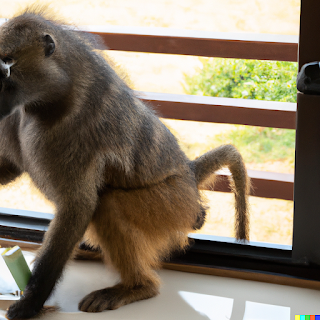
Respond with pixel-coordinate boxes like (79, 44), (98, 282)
(0, 12), (72, 120)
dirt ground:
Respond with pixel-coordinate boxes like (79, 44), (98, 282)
(0, 0), (299, 245)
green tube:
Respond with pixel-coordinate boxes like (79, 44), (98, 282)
(1, 246), (31, 291)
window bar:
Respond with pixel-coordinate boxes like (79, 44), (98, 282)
(293, 0), (320, 265)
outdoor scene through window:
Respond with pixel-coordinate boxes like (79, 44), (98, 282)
(0, 0), (300, 246)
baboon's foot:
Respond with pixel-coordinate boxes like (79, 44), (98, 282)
(73, 247), (102, 260)
(79, 282), (159, 312)
(73, 242), (102, 260)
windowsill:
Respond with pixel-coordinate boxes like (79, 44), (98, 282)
(1, 251), (320, 319)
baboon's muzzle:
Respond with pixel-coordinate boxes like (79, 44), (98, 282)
(0, 60), (14, 121)
(0, 59), (11, 79)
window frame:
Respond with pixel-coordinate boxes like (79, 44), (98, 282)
(1, 0), (320, 289)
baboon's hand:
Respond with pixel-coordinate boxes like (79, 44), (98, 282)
(6, 295), (41, 320)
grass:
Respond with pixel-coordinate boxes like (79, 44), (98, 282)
(215, 127), (295, 165)
(175, 125), (295, 170)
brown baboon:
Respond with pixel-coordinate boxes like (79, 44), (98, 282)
(0, 8), (250, 319)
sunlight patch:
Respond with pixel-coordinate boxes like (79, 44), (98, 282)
(179, 291), (233, 320)
(243, 301), (290, 320)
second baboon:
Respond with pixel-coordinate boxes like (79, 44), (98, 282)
(0, 8), (250, 319)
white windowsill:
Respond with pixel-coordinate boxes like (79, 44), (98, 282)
(1, 251), (320, 320)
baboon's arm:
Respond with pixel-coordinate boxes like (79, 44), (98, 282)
(0, 83), (19, 122)
(0, 113), (23, 185)
(6, 191), (98, 319)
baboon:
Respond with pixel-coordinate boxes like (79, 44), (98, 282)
(0, 8), (250, 319)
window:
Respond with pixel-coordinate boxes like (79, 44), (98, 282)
(1, 0), (320, 288)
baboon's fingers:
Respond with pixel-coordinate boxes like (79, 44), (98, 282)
(79, 283), (159, 313)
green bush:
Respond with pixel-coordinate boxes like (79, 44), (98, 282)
(184, 58), (298, 102)
(183, 58), (298, 167)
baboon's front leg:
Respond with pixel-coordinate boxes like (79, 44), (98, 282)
(0, 114), (22, 186)
(6, 195), (97, 319)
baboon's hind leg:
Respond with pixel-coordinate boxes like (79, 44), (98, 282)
(78, 228), (160, 312)
(78, 193), (161, 312)
(79, 176), (200, 312)
(79, 281), (159, 312)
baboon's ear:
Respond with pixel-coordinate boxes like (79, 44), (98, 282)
(43, 34), (55, 57)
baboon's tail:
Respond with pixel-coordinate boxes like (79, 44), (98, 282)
(190, 144), (250, 241)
